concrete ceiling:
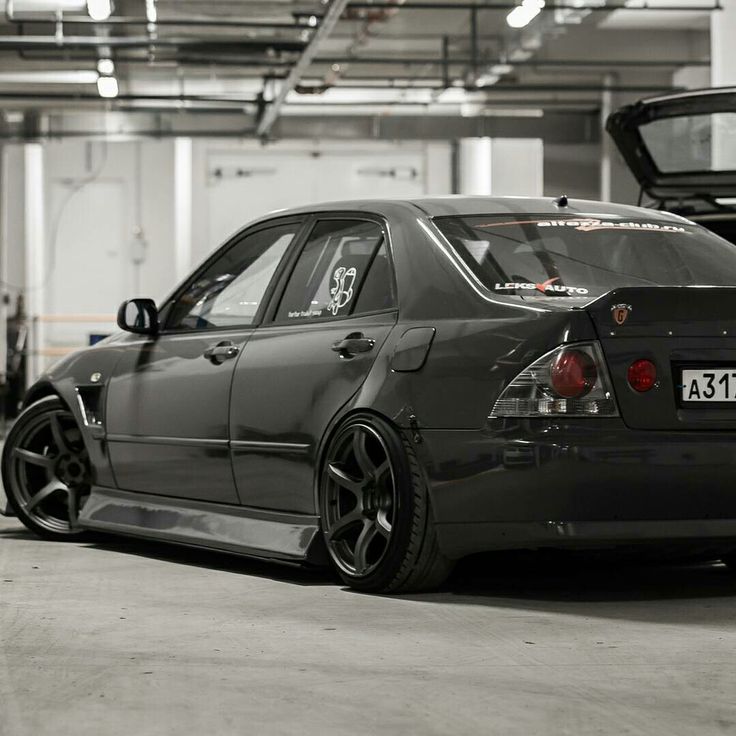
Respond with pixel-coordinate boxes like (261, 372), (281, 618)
(0, 0), (715, 139)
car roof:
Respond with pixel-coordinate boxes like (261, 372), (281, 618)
(270, 196), (691, 223)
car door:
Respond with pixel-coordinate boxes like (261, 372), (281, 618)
(105, 217), (305, 503)
(229, 215), (398, 514)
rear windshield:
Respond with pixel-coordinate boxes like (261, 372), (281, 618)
(434, 215), (736, 299)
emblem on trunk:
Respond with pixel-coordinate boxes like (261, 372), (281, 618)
(611, 304), (632, 325)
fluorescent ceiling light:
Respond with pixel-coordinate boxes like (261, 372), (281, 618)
(508, 47), (534, 62)
(0, 70), (98, 83)
(87, 0), (112, 21)
(507, 0), (545, 28)
(145, 0), (157, 23)
(475, 73), (500, 88)
(10, 0), (85, 10)
(490, 63), (514, 75)
(97, 58), (114, 75)
(97, 75), (118, 98)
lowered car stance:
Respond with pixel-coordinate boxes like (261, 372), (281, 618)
(6, 196), (736, 593)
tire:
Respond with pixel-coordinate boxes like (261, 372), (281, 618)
(319, 413), (454, 593)
(2, 395), (90, 541)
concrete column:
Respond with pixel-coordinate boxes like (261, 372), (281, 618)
(174, 137), (193, 283)
(24, 143), (45, 386)
(458, 137), (492, 195)
(600, 74), (614, 203)
(711, 1), (736, 170)
(711, 0), (736, 87)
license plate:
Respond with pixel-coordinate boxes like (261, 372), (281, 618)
(681, 368), (736, 402)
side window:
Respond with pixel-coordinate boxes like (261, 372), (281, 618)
(166, 222), (300, 330)
(353, 241), (395, 313)
(275, 219), (393, 323)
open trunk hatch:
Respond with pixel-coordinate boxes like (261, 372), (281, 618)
(607, 88), (736, 202)
(585, 286), (736, 430)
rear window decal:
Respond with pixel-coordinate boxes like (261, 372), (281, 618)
(537, 219), (686, 233)
(493, 279), (589, 296)
(328, 266), (357, 315)
(474, 218), (686, 233)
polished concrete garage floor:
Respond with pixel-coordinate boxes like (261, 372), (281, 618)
(2, 516), (736, 736)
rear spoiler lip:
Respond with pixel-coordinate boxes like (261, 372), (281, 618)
(580, 285), (736, 311)
(580, 285), (736, 339)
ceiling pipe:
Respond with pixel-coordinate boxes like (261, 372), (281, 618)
(31, 50), (707, 69)
(0, 35), (306, 50)
(312, 56), (711, 67)
(314, 0), (721, 11)
(7, 14), (315, 28)
(256, 0), (351, 138)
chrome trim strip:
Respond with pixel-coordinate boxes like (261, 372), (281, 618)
(230, 440), (310, 454)
(106, 434), (229, 448)
(78, 487), (320, 561)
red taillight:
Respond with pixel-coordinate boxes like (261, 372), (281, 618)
(550, 349), (598, 398)
(628, 359), (657, 392)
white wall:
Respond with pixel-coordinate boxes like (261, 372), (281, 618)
(191, 139), (451, 264)
(41, 139), (176, 357)
(11, 138), (450, 378)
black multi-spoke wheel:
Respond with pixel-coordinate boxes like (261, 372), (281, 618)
(319, 414), (453, 593)
(323, 422), (396, 577)
(2, 396), (90, 540)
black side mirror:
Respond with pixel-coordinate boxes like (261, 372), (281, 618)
(117, 298), (159, 336)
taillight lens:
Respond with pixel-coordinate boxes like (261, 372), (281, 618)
(628, 359), (657, 392)
(490, 341), (619, 418)
(550, 349), (598, 398)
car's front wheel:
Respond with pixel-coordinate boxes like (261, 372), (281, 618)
(319, 414), (453, 593)
(2, 395), (91, 540)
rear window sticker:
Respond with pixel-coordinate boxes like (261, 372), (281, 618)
(328, 266), (357, 315)
(493, 278), (589, 296)
(474, 218), (686, 233)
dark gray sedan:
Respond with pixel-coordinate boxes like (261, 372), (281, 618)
(6, 196), (736, 592)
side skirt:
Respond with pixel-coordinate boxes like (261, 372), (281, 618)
(78, 487), (321, 563)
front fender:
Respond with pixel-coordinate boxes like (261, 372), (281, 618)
(23, 339), (131, 490)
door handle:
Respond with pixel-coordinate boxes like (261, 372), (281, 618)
(331, 332), (375, 358)
(203, 341), (240, 364)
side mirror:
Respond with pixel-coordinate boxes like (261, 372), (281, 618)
(117, 298), (159, 336)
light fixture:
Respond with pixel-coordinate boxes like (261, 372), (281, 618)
(145, 0), (157, 24)
(0, 70), (98, 83)
(96, 58), (114, 75)
(474, 73), (500, 88)
(96, 75), (118, 98)
(308, 15), (318, 27)
(87, 0), (112, 21)
(490, 63), (514, 75)
(11, 1), (86, 10)
(506, 0), (545, 29)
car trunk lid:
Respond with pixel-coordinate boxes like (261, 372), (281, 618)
(584, 286), (736, 430)
(606, 88), (736, 203)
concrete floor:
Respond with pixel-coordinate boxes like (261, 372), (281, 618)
(2, 516), (736, 736)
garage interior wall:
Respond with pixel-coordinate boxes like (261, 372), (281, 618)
(1, 131), (605, 378)
(2, 138), (457, 376)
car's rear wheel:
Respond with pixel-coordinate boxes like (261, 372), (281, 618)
(2, 395), (90, 540)
(319, 414), (453, 593)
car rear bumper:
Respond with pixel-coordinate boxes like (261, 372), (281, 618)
(421, 418), (736, 558)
